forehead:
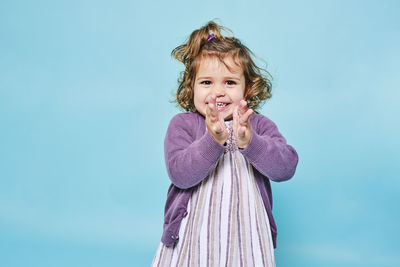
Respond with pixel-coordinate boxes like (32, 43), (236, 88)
(196, 55), (243, 75)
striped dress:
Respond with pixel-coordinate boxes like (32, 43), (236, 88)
(152, 120), (276, 267)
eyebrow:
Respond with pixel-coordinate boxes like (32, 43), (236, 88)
(196, 76), (241, 81)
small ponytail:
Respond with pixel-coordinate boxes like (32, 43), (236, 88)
(171, 20), (231, 67)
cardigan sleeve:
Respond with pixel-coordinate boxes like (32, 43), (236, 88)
(164, 113), (226, 189)
(240, 114), (299, 182)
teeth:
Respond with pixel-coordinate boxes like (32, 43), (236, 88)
(217, 103), (227, 107)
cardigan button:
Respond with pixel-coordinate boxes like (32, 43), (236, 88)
(171, 235), (179, 240)
(183, 211), (188, 217)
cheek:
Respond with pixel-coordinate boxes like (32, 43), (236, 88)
(233, 91), (245, 102)
(194, 90), (207, 103)
(240, 87), (247, 101)
(193, 91), (206, 110)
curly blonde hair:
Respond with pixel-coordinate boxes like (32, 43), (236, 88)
(171, 19), (272, 113)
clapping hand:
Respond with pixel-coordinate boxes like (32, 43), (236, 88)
(233, 100), (253, 149)
(205, 95), (229, 145)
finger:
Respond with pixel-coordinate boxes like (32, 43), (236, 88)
(206, 95), (218, 120)
(209, 95), (218, 115)
(233, 105), (242, 142)
(206, 103), (214, 121)
(233, 105), (239, 128)
(234, 105), (241, 134)
(240, 108), (253, 125)
(238, 99), (247, 115)
(209, 94), (217, 104)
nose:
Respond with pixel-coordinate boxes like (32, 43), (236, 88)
(212, 84), (225, 97)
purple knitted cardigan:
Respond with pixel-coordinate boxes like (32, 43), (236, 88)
(161, 112), (298, 248)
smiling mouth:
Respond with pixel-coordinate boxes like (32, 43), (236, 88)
(216, 102), (230, 111)
(217, 102), (228, 107)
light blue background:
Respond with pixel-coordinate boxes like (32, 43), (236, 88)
(1, 0), (399, 266)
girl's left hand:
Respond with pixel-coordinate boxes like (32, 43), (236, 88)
(233, 100), (253, 149)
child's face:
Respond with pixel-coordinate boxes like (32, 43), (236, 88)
(193, 56), (246, 121)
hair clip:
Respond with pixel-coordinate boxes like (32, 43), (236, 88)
(207, 33), (215, 42)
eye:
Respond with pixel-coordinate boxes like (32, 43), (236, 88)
(226, 80), (236, 85)
(200, 80), (211, 85)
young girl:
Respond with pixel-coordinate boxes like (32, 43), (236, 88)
(151, 20), (298, 267)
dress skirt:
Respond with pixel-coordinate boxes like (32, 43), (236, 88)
(151, 121), (276, 267)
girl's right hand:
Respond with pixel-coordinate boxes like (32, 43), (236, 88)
(205, 95), (229, 146)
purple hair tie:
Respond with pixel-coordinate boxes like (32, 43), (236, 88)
(207, 33), (215, 42)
